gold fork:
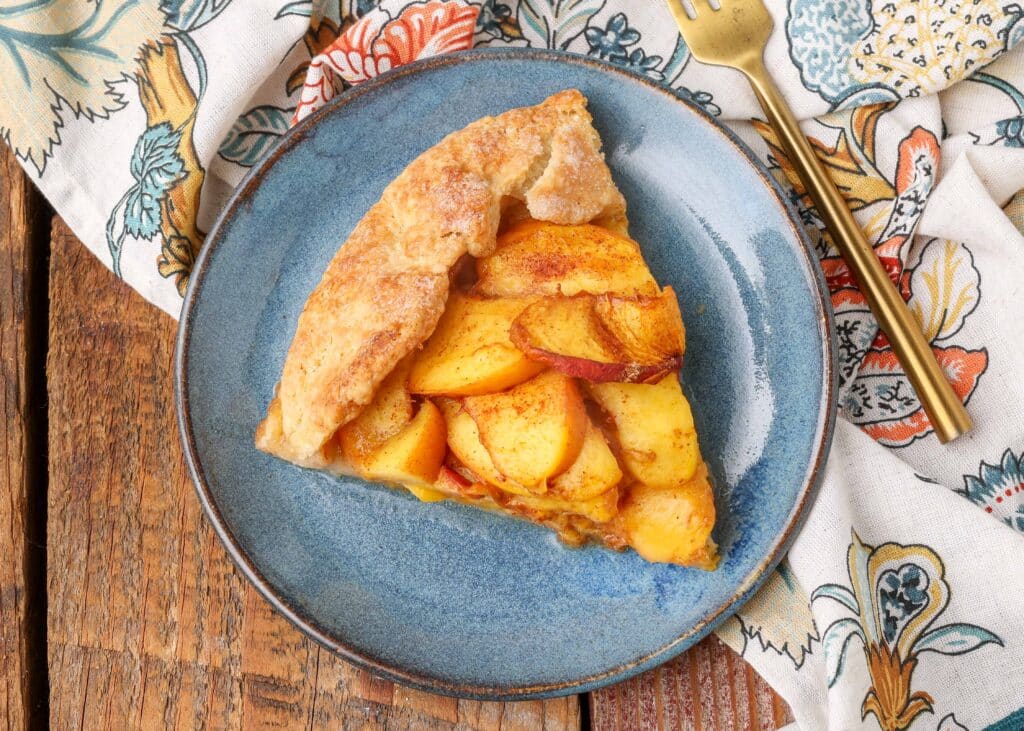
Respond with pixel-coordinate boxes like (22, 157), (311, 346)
(665, 0), (972, 443)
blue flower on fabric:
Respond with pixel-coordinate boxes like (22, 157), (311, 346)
(354, 0), (379, 17)
(676, 87), (721, 117)
(622, 48), (664, 81)
(1004, 4), (1024, 49)
(960, 448), (1024, 531)
(996, 116), (1024, 147)
(477, 0), (519, 40)
(785, 0), (872, 102)
(878, 564), (929, 646)
(584, 13), (640, 61)
(124, 123), (185, 240)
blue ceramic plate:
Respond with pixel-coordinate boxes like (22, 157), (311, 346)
(177, 49), (836, 699)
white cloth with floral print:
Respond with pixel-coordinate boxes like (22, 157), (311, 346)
(5, 1), (1024, 728)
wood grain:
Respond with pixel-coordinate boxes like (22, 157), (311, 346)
(44, 217), (580, 730)
(1, 145), (48, 730)
(589, 635), (792, 730)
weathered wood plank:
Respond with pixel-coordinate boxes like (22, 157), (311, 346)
(45, 217), (580, 730)
(1, 145), (48, 730)
(588, 635), (792, 730)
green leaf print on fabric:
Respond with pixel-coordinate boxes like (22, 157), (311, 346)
(913, 623), (1003, 656)
(218, 105), (292, 167)
(517, 0), (604, 49)
(107, 121), (186, 275)
(717, 563), (820, 671)
(162, 0), (233, 30)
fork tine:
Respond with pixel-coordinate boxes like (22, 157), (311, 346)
(664, 0), (695, 26)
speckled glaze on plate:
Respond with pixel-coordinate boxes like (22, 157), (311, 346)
(176, 49), (836, 700)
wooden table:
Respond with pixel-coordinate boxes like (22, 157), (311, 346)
(1, 146), (793, 730)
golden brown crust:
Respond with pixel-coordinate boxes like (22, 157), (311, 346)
(258, 90), (627, 460)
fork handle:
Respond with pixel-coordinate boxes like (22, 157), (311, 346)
(741, 60), (972, 443)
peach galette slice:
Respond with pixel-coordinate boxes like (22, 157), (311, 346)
(256, 91), (716, 568)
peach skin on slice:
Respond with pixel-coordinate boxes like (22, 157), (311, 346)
(409, 293), (545, 397)
(509, 290), (685, 383)
(588, 374), (699, 488)
(358, 399), (447, 485)
(463, 371), (588, 490)
(430, 465), (491, 500)
(474, 221), (659, 297)
(405, 465), (495, 505)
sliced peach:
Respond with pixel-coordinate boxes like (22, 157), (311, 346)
(430, 465), (493, 501)
(402, 463), (495, 505)
(404, 484), (448, 503)
(617, 464), (717, 568)
(550, 421), (623, 501)
(598, 288), (686, 362)
(409, 293), (545, 396)
(339, 359), (413, 467)
(506, 488), (619, 524)
(438, 398), (535, 496)
(463, 371), (587, 489)
(358, 400), (447, 485)
(442, 458), (487, 490)
(588, 375), (699, 488)
(475, 221), (659, 297)
(510, 290), (685, 383)
(435, 464), (472, 493)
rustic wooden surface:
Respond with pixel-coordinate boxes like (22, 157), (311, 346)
(1, 143), (792, 729)
(590, 637), (793, 730)
(1, 146), (48, 730)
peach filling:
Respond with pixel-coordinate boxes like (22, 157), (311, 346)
(331, 221), (717, 568)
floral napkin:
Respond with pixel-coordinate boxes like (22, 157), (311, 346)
(5, 2), (1024, 728)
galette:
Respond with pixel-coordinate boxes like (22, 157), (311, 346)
(256, 90), (717, 569)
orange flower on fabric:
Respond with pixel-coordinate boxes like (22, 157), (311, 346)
(292, 1), (480, 124)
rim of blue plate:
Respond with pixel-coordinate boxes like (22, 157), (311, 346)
(175, 47), (838, 700)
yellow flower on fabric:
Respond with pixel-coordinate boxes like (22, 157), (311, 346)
(812, 532), (1003, 731)
(850, 0), (1013, 97)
